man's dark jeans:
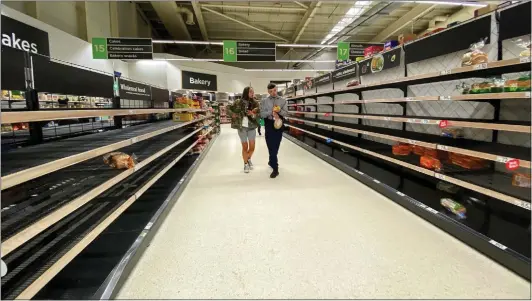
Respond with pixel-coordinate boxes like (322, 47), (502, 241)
(264, 118), (283, 171)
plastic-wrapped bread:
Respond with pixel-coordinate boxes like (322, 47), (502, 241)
(103, 152), (136, 169)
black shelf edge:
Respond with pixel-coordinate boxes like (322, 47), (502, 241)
(92, 133), (218, 300)
(284, 133), (531, 281)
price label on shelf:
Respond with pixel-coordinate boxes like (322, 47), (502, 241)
(325, 138), (332, 144)
(407, 139), (416, 145)
(417, 203), (427, 209)
(421, 119), (429, 124)
(437, 145), (449, 151)
(425, 207), (438, 214)
(438, 120), (449, 128)
(407, 118), (414, 123)
(434, 173), (446, 180)
(505, 159), (520, 170)
(373, 179), (380, 184)
(383, 117), (391, 121)
(440, 69), (452, 75)
(489, 240), (508, 250)
(520, 56), (531, 63)
(439, 96), (451, 101)
(473, 63), (488, 70)
(405, 97), (414, 101)
(518, 201), (531, 210)
(495, 156), (510, 163)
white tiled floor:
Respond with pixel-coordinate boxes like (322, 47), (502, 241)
(117, 125), (530, 299)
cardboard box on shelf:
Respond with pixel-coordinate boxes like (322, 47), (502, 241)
(475, 4), (498, 17)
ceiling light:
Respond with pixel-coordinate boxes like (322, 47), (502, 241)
(277, 44), (337, 48)
(155, 58), (224, 62)
(398, 1), (487, 7)
(152, 40), (224, 45)
(276, 60), (337, 63)
(320, 1), (373, 44)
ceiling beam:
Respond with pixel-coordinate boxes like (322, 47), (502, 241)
(201, 6), (288, 42)
(200, 4), (306, 12)
(294, 1), (309, 9)
(371, 4), (437, 42)
(291, 1), (322, 44)
(191, 0), (209, 40)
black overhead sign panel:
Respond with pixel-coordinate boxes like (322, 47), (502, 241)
(119, 79), (152, 101)
(332, 63), (357, 82)
(313, 73), (331, 87)
(237, 41), (276, 62)
(359, 47), (401, 76)
(182, 70), (218, 91)
(1, 15), (50, 56)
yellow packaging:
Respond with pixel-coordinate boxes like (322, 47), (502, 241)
(173, 113), (194, 122)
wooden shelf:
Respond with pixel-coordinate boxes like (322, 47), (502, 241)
(287, 58), (531, 101)
(288, 92), (531, 106)
(11, 128), (215, 300)
(287, 117), (531, 169)
(1, 108), (206, 124)
(1, 125), (214, 260)
(1, 116), (212, 190)
(293, 112), (531, 133)
(288, 124), (531, 211)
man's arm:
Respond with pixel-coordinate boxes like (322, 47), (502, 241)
(260, 98), (271, 118)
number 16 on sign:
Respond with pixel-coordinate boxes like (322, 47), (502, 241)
(223, 40), (237, 62)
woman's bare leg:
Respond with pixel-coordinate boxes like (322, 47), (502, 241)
(241, 141), (249, 163)
(247, 140), (256, 161)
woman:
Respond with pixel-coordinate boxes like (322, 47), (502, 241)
(228, 87), (260, 173)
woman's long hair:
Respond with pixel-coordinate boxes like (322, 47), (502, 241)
(242, 86), (252, 101)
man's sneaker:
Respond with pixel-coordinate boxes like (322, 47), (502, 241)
(270, 170), (279, 178)
(248, 159), (254, 170)
(244, 163), (250, 173)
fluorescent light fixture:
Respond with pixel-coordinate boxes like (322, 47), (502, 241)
(398, 1), (487, 7)
(155, 58), (224, 62)
(244, 69), (334, 72)
(320, 1), (373, 45)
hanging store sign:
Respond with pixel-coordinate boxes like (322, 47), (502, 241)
(119, 79), (151, 101)
(92, 37), (153, 60)
(337, 42), (383, 61)
(1, 15), (50, 56)
(223, 40), (276, 62)
(359, 47), (401, 76)
(332, 63), (357, 82)
(313, 73), (331, 87)
(182, 70), (218, 91)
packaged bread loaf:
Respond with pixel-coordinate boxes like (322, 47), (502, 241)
(461, 38), (488, 67)
(103, 152), (137, 169)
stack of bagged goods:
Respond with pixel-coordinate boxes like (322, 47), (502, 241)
(461, 38), (488, 67)
(440, 198), (467, 219)
(514, 37), (531, 57)
(103, 152), (137, 169)
(173, 96), (194, 122)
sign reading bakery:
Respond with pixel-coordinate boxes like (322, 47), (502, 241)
(119, 79), (151, 101)
(1, 15), (50, 56)
(182, 70), (217, 91)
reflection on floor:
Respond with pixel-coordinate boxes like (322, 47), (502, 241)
(117, 125), (530, 299)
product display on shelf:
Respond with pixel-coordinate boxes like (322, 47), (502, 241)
(284, 1), (531, 281)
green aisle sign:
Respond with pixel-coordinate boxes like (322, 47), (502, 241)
(223, 40), (237, 62)
(92, 37), (108, 59)
(337, 42), (349, 61)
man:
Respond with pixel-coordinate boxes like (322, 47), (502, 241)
(260, 83), (288, 178)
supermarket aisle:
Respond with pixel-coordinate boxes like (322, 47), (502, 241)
(117, 125), (530, 299)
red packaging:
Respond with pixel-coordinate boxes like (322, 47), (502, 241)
(420, 156), (442, 170)
(392, 143), (412, 156)
(364, 45), (384, 58)
(412, 145), (425, 156)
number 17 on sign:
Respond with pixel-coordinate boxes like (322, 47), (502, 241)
(337, 42), (349, 61)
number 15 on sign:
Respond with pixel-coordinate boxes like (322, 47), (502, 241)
(92, 37), (107, 59)
(223, 40), (237, 62)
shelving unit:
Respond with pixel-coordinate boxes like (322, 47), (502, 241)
(285, 1), (531, 280)
(1, 47), (220, 299)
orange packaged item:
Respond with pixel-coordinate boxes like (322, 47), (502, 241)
(420, 156), (442, 171)
(424, 148), (439, 158)
(392, 143), (411, 156)
(412, 145), (425, 156)
(512, 173), (531, 188)
(103, 152), (137, 169)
